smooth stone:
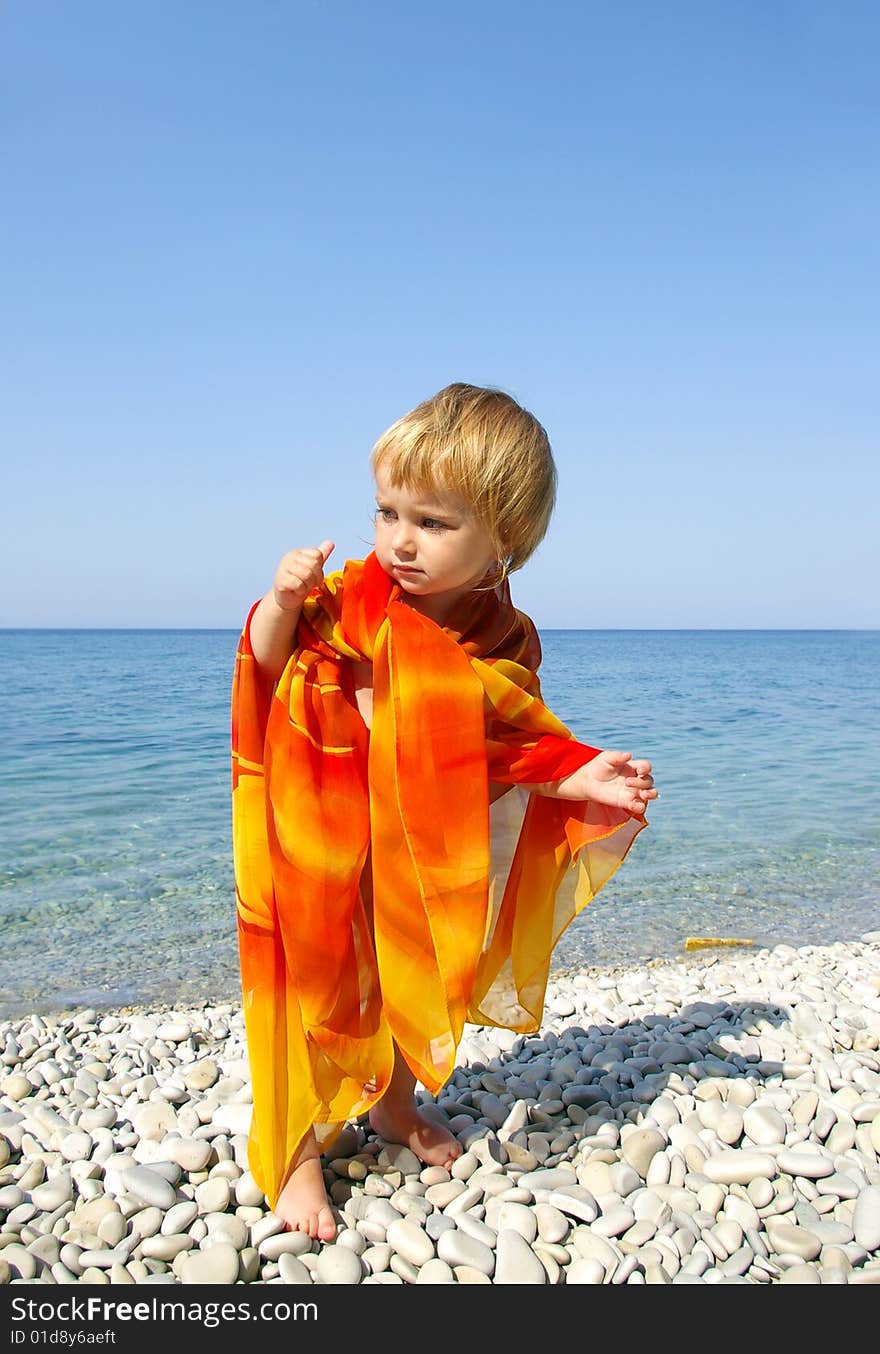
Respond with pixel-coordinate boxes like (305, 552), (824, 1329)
(249, 1213), (286, 1248)
(450, 1151), (479, 1181)
(494, 1228), (546, 1284)
(364, 1199), (404, 1227)
(499, 1101), (530, 1139)
(714, 1107), (745, 1145)
(792, 1092), (819, 1126)
(569, 1227), (622, 1270)
(389, 1253), (420, 1284)
(336, 1228), (367, 1257)
(278, 1253), (313, 1284)
(59, 1243), (84, 1274)
(385, 1218), (435, 1267)
(776, 1150), (835, 1180)
(424, 1180), (466, 1209)
(610, 1162), (642, 1198)
(779, 1263), (822, 1284)
(425, 1214), (456, 1243)
(60, 1131), (93, 1162)
(853, 1186), (880, 1250)
(314, 1244), (364, 1285)
(155, 1021), (192, 1042)
(3, 1245), (37, 1280)
(444, 1185), (484, 1216)
(477, 1095), (509, 1129)
(470, 1136), (508, 1169)
(437, 1228), (495, 1276)
(1, 1074), (32, 1101)
(118, 1166), (177, 1210)
(722, 1197), (760, 1233)
(195, 1178), (230, 1213)
(547, 1189), (598, 1225)
(96, 1212), (127, 1248)
(360, 1242), (392, 1274)
(703, 1152), (775, 1185)
(742, 1103), (787, 1146)
(419, 1166), (451, 1187)
(713, 1220), (744, 1255)
(817, 1173), (860, 1200)
(133, 1103), (179, 1142)
(127, 1206), (163, 1239)
(621, 1129), (666, 1179)
(363, 1175), (396, 1199)
(77, 1248), (125, 1269)
(31, 1177), (73, 1211)
(452, 1265), (492, 1285)
(184, 1059), (219, 1091)
(205, 1215), (249, 1251)
(78, 1107), (117, 1132)
(166, 1138), (214, 1173)
(27, 1235), (62, 1266)
(495, 1201), (538, 1244)
(566, 1257), (606, 1284)
(747, 1178), (775, 1209)
(416, 1258), (456, 1284)
(622, 1220), (658, 1248)
(377, 1145), (422, 1176)
(258, 1231), (313, 1260)
(765, 1220), (822, 1261)
(504, 1142), (539, 1172)
(455, 1212), (497, 1248)
(161, 1201), (199, 1236)
(235, 1173), (265, 1208)
(212, 1104), (252, 1136)
(140, 1234), (194, 1261)
(536, 1204), (570, 1244)
(578, 1161), (614, 1197)
(517, 1167), (579, 1192)
(179, 1242), (240, 1284)
(648, 1040), (697, 1064)
(592, 1206), (635, 1238)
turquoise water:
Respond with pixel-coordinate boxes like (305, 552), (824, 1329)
(1, 627), (878, 1017)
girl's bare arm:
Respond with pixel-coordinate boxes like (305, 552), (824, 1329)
(250, 540), (335, 683)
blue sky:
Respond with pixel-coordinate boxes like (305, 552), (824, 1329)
(3, 1), (878, 628)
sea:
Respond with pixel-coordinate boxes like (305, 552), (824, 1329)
(1, 628), (878, 1019)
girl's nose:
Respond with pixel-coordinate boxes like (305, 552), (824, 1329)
(392, 521), (415, 554)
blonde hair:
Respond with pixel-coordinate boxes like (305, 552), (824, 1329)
(370, 383), (556, 576)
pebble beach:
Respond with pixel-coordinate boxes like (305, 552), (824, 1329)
(2, 935), (880, 1288)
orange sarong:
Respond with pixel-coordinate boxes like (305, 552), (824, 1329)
(231, 552), (647, 1207)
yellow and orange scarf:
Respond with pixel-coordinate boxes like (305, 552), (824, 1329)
(231, 552), (647, 1207)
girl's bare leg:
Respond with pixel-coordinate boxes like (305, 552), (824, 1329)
(369, 1041), (462, 1168)
(274, 1127), (336, 1241)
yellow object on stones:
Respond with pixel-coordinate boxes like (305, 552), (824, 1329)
(684, 936), (755, 950)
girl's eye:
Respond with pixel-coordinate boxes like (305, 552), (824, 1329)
(375, 507), (395, 522)
(422, 518), (446, 530)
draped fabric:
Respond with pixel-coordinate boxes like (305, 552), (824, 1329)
(231, 552), (647, 1207)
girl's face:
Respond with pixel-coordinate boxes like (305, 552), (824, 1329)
(373, 464), (498, 623)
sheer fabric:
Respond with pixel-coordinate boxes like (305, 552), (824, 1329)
(231, 553), (647, 1206)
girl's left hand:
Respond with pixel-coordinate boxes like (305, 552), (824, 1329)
(559, 750), (658, 816)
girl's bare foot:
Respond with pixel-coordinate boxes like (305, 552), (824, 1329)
(369, 1099), (462, 1169)
(275, 1131), (337, 1241)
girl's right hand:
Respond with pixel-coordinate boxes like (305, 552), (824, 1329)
(272, 540), (335, 611)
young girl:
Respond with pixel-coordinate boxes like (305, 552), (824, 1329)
(231, 382), (656, 1242)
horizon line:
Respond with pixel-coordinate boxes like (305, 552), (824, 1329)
(2, 626), (878, 634)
